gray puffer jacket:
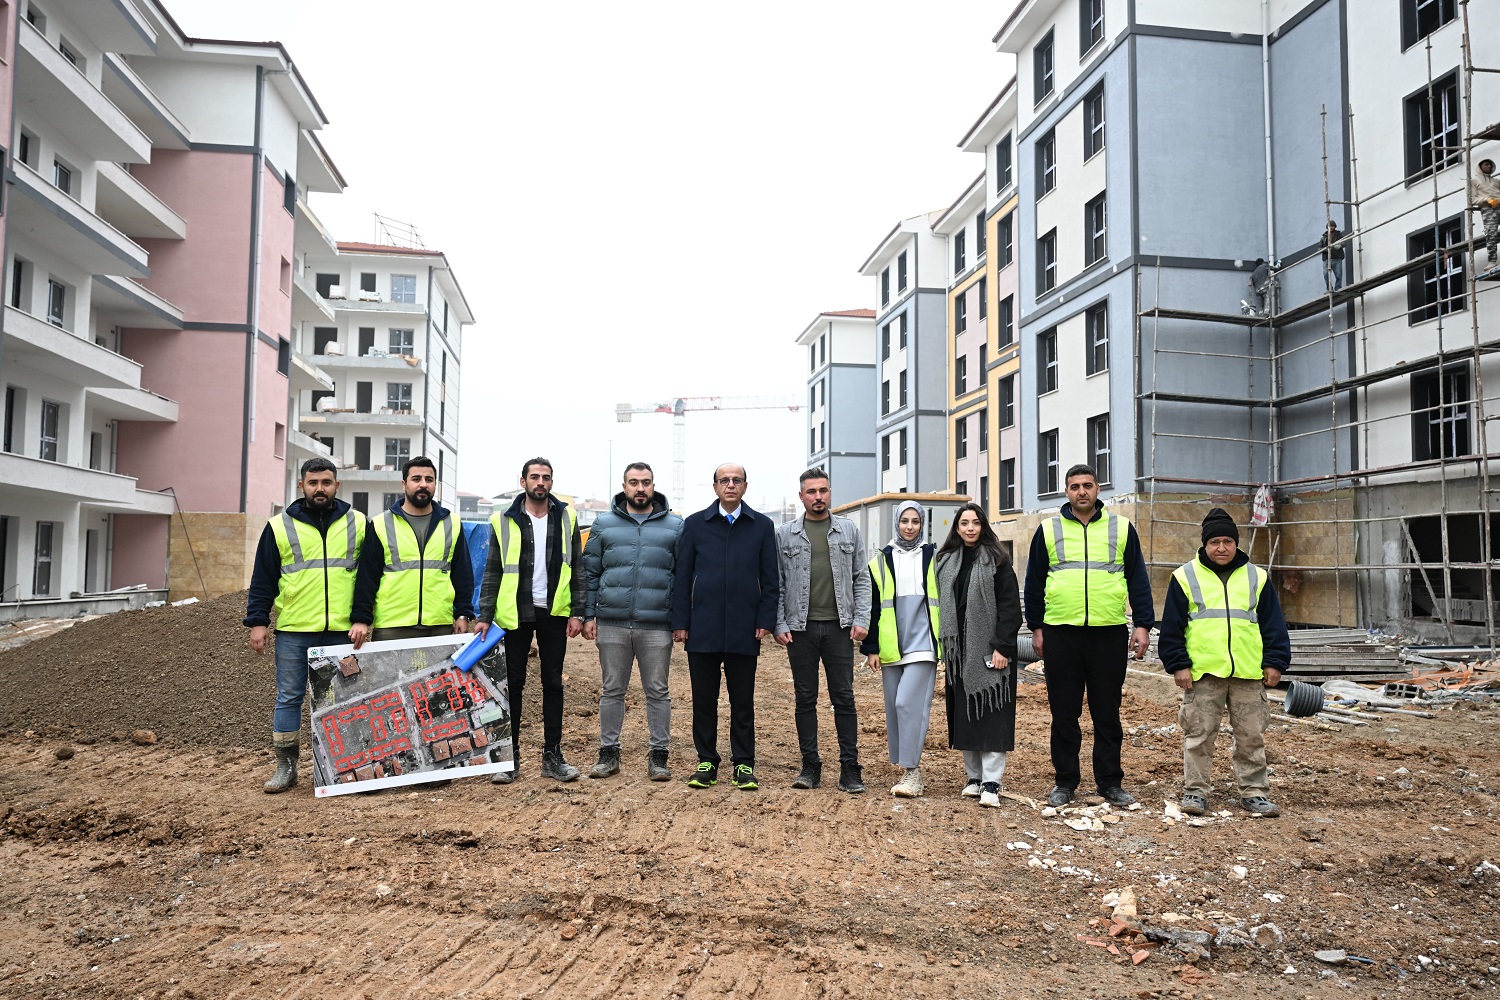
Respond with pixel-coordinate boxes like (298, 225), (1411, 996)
(582, 492), (683, 629)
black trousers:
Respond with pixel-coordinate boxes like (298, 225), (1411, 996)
(1042, 623), (1128, 790)
(687, 652), (757, 767)
(786, 620), (859, 765)
(503, 611), (568, 754)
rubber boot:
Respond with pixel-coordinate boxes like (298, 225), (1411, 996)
(264, 731), (300, 794)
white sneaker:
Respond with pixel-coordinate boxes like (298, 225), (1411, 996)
(979, 782), (1001, 808)
(892, 767), (925, 798)
(961, 779), (982, 799)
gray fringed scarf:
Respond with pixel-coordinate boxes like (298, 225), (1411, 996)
(936, 544), (1014, 721)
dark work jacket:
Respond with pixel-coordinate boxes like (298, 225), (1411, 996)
(1157, 548), (1292, 676)
(670, 500), (779, 656)
(477, 492), (586, 625)
(243, 497), (355, 629)
(350, 499), (475, 626)
(1022, 500), (1156, 631)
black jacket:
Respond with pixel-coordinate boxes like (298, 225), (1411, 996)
(350, 499), (475, 626)
(1022, 500), (1155, 631)
(1157, 549), (1292, 675)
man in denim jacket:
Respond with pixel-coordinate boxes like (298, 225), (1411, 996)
(774, 468), (872, 793)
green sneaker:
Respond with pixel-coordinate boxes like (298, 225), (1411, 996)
(731, 764), (758, 791)
(687, 761), (718, 788)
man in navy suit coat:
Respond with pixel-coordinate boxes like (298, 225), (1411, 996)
(671, 462), (779, 792)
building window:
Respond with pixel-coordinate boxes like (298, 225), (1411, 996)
(954, 229), (967, 275)
(882, 268), (891, 306)
(1084, 84), (1106, 158)
(810, 426), (816, 455)
(1086, 301), (1109, 375)
(999, 296), (1015, 347)
(956, 293), (968, 334)
(46, 278), (65, 327)
(980, 341), (989, 374)
(1081, 0), (1105, 54)
(277, 337), (290, 376)
(1402, 0), (1457, 49)
(899, 427), (908, 467)
(1038, 229), (1058, 294)
(1000, 374), (1016, 427)
(957, 479), (968, 498)
(283, 175), (296, 216)
(994, 213), (1013, 269)
(391, 274), (416, 304)
(1085, 193), (1108, 266)
(882, 434), (892, 472)
(898, 250), (908, 291)
(352, 492), (369, 515)
(956, 355), (968, 395)
(33, 521), (54, 597)
(279, 257), (291, 294)
(956, 417), (968, 459)
(384, 438), (412, 470)
(386, 383), (413, 411)
(809, 344), (817, 371)
(1408, 216), (1466, 323)
(979, 475), (990, 511)
(978, 277), (988, 320)
(1001, 458), (1017, 510)
(1088, 413), (1111, 485)
(382, 492), (401, 509)
(389, 328), (415, 356)
(1037, 130), (1057, 197)
(881, 323), (891, 360)
(1411, 363), (1470, 460)
(10, 257), (30, 311)
(976, 210), (987, 258)
(996, 132), (1013, 192)
(39, 399), (59, 461)
(273, 421), (286, 459)
(979, 408), (989, 452)
(1038, 328), (1058, 394)
(52, 159), (72, 197)
(820, 334), (826, 365)
(898, 311), (908, 349)
(899, 369), (908, 408)
(1404, 70), (1461, 180)
(882, 379), (891, 416)
(17, 128), (37, 169)
(1039, 430), (1060, 495)
(1034, 29), (1055, 104)
(360, 272), (377, 293)
(810, 383), (817, 411)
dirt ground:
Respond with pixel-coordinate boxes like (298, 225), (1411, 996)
(2, 595), (1499, 999)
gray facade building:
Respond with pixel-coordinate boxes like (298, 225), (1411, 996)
(798, 310), (878, 495)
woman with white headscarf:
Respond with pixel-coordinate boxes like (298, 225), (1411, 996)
(860, 500), (940, 797)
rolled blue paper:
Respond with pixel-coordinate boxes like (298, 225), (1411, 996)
(453, 626), (504, 672)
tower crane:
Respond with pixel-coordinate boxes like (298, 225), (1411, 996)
(615, 395), (802, 512)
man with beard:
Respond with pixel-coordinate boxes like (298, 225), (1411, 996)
(475, 457), (586, 783)
(580, 462), (683, 780)
(774, 468), (871, 793)
(350, 455), (475, 646)
(244, 457), (366, 793)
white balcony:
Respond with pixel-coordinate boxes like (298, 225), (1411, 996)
(288, 428), (333, 459)
(101, 54), (190, 151)
(95, 162), (187, 241)
(309, 351), (427, 373)
(91, 275), (184, 331)
(86, 386), (179, 423)
(51, 0), (157, 56)
(295, 195), (338, 255)
(333, 298), (428, 318)
(290, 352), (335, 393)
(10, 163), (150, 277)
(125, 488), (177, 516)
(300, 410), (424, 428)
(336, 467), (403, 484)
(292, 270), (336, 323)
(17, 20), (153, 164)
(3, 305), (142, 389)
(0, 452), (141, 507)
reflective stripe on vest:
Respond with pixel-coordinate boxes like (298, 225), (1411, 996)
(1174, 559), (1265, 681)
(1041, 511), (1129, 626)
(869, 551), (941, 664)
(370, 511), (458, 628)
(490, 506), (578, 630)
(268, 509), (365, 631)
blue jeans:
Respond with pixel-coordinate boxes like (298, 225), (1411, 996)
(273, 630), (344, 733)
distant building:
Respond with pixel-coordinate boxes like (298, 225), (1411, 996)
(797, 309), (876, 496)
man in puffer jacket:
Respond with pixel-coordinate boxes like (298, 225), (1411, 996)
(1473, 158), (1500, 272)
(581, 462), (683, 781)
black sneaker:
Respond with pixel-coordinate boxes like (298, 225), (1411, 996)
(837, 763), (866, 794)
(1098, 786), (1136, 807)
(687, 761), (718, 788)
(731, 764), (759, 791)
(1046, 785), (1075, 807)
(791, 760), (822, 789)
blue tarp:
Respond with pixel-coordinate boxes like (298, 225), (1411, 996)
(461, 520), (489, 613)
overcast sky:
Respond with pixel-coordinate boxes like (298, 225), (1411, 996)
(168, 1), (1018, 513)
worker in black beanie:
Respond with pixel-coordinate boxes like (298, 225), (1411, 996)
(1158, 507), (1291, 818)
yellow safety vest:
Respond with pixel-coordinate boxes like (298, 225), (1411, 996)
(1173, 559), (1266, 681)
(370, 510), (459, 628)
(1041, 511), (1129, 626)
(268, 509), (365, 631)
(489, 505), (578, 629)
(868, 550), (941, 663)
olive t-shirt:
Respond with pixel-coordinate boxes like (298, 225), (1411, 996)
(807, 516), (838, 622)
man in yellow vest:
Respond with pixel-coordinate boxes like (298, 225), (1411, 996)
(475, 457), (585, 783)
(244, 457), (366, 793)
(1158, 508), (1291, 817)
(1023, 464), (1155, 808)
(349, 456), (475, 646)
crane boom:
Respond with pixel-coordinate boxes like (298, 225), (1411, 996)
(615, 395), (802, 511)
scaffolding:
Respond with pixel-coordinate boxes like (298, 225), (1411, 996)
(1135, 0), (1499, 651)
